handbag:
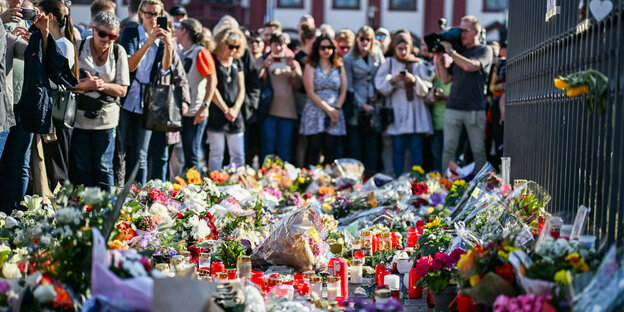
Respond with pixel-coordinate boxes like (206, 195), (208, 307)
(51, 85), (77, 128)
(143, 72), (183, 132)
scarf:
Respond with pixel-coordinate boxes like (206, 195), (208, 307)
(395, 54), (421, 101)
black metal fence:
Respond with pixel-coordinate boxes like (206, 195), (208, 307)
(505, 0), (624, 245)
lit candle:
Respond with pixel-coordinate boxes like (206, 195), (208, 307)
(384, 274), (400, 290)
(350, 259), (363, 284)
(327, 276), (340, 302)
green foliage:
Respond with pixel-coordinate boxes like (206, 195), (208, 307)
(213, 239), (247, 268)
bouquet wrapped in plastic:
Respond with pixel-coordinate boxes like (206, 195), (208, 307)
(251, 206), (328, 272)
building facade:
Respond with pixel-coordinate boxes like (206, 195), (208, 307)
(71, 0), (506, 42)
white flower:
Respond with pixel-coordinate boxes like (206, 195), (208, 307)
(54, 208), (82, 225)
(10, 210), (24, 219)
(20, 195), (43, 211)
(39, 235), (52, 246)
(0, 243), (10, 252)
(2, 263), (21, 279)
(4, 217), (18, 229)
(33, 283), (57, 303)
(81, 187), (105, 205)
(191, 221), (211, 240)
(186, 214), (200, 229)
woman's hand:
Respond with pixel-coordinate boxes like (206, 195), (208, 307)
(1, 8), (22, 24)
(11, 26), (30, 41)
(390, 74), (404, 84)
(194, 106), (208, 125)
(403, 72), (417, 84)
(326, 106), (340, 125)
(79, 72), (104, 91)
(225, 105), (240, 122)
(361, 103), (374, 113)
(159, 28), (173, 47)
(33, 11), (50, 37)
(182, 102), (189, 115)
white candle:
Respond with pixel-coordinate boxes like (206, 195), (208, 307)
(350, 259), (363, 284)
(327, 285), (339, 302)
(384, 274), (400, 290)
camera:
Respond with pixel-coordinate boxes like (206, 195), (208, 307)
(424, 27), (463, 53)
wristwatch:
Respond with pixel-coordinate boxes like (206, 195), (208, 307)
(449, 48), (456, 55)
(202, 102), (209, 108)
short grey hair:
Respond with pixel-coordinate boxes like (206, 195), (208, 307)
(93, 10), (120, 31)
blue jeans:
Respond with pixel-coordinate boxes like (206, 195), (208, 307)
(261, 116), (295, 162)
(0, 114), (34, 212)
(392, 133), (424, 175)
(181, 116), (207, 170)
(70, 128), (115, 191)
(149, 131), (169, 181)
(0, 129), (8, 159)
(347, 125), (378, 173)
(431, 130), (444, 172)
(118, 109), (152, 185)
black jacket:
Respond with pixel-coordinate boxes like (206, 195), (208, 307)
(18, 30), (78, 133)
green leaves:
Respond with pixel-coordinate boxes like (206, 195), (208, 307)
(554, 69), (609, 114)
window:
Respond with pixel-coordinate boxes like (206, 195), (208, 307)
(333, 0), (359, 9)
(389, 0), (416, 11)
(483, 0), (508, 12)
(277, 0), (303, 8)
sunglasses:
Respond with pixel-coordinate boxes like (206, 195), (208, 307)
(250, 39), (262, 44)
(319, 45), (334, 51)
(94, 28), (118, 40)
(338, 45), (351, 51)
(141, 10), (161, 18)
(359, 37), (371, 42)
(461, 28), (474, 33)
(375, 34), (387, 40)
(228, 45), (240, 50)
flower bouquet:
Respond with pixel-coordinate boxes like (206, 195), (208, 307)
(415, 249), (465, 311)
(456, 240), (519, 307)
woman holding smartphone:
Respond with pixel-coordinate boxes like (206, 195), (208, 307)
(260, 32), (302, 162)
(205, 26), (246, 171)
(374, 30), (432, 175)
(118, 0), (180, 184)
(300, 34), (347, 167)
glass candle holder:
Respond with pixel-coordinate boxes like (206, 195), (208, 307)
(379, 232), (392, 251)
(237, 256), (252, 279)
(327, 276), (340, 302)
(199, 252), (211, 270)
(350, 259), (363, 284)
(360, 231), (373, 256)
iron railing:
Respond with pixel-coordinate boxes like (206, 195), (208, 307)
(506, 0), (624, 245)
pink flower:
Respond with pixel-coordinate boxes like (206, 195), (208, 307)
(449, 248), (466, 262)
(415, 256), (433, 276)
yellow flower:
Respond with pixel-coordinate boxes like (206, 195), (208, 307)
(186, 168), (202, 184)
(554, 270), (573, 285)
(428, 172), (441, 179)
(498, 245), (520, 260)
(307, 229), (320, 243)
(424, 217), (441, 228)
(412, 165), (425, 175)
(322, 203), (332, 212)
(566, 85), (590, 97)
(454, 180), (467, 187)
(427, 207), (435, 214)
(469, 275), (481, 287)
(108, 240), (128, 250)
(457, 250), (473, 271)
(297, 176), (305, 184)
(554, 77), (569, 90)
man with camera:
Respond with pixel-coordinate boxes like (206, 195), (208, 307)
(435, 15), (493, 174)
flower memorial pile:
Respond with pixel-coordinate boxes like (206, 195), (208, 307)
(0, 159), (622, 312)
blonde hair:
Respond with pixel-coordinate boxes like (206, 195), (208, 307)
(213, 27), (247, 59)
(335, 29), (355, 45)
(138, 0), (164, 24)
(461, 15), (482, 32)
(351, 25), (377, 58)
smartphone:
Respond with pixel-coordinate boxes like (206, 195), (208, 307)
(400, 69), (406, 75)
(157, 16), (168, 30)
(18, 7), (37, 21)
(269, 56), (288, 72)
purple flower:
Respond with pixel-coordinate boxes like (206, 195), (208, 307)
(0, 280), (11, 296)
(430, 193), (446, 206)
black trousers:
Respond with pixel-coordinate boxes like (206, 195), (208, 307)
(42, 127), (71, 190)
(305, 133), (340, 167)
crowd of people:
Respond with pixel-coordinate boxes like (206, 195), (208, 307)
(0, 0), (507, 212)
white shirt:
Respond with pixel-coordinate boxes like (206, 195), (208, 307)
(123, 25), (162, 114)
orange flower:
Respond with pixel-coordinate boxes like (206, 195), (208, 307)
(438, 177), (453, 190)
(210, 171), (230, 184)
(368, 192), (378, 208)
(282, 178), (293, 187)
(174, 176), (188, 188)
(319, 186), (335, 196)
